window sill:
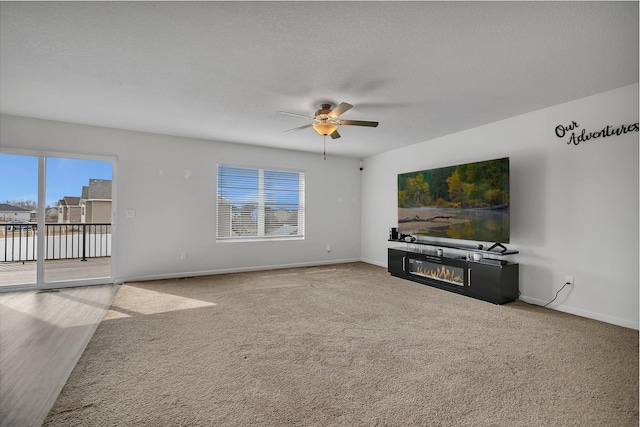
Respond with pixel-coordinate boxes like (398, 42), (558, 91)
(216, 236), (305, 243)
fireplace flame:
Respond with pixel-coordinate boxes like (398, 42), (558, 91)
(414, 263), (464, 284)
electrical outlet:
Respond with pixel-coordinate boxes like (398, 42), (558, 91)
(180, 252), (187, 260)
(326, 244), (331, 253)
(565, 275), (574, 286)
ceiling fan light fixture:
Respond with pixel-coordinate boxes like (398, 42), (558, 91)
(312, 122), (338, 136)
(281, 102), (377, 141)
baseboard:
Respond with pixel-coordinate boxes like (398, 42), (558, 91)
(117, 258), (363, 284)
(360, 257), (386, 268)
(518, 295), (639, 330)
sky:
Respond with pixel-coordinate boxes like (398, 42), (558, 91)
(0, 154), (112, 207)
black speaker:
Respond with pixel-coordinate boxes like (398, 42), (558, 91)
(389, 227), (398, 240)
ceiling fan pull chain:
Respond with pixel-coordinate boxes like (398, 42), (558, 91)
(323, 135), (327, 160)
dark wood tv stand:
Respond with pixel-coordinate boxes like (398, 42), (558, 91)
(387, 241), (519, 304)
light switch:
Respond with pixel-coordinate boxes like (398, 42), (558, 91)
(125, 209), (136, 218)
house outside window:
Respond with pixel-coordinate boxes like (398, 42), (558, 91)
(216, 165), (305, 241)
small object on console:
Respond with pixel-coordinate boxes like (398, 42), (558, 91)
(487, 242), (507, 253)
(389, 227), (398, 240)
(399, 233), (416, 242)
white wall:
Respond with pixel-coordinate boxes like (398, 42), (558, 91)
(0, 115), (362, 281)
(361, 84), (639, 329)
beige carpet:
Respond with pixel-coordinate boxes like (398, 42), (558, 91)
(44, 263), (638, 426)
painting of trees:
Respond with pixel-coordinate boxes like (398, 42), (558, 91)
(398, 173), (431, 207)
(398, 158), (509, 209)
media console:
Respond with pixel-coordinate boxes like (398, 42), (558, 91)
(388, 241), (519, 304)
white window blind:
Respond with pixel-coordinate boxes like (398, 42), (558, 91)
(217, 165), (305, 240)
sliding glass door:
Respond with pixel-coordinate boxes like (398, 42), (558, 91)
(43, 157), (112, 284)
(0, 152), (114, 289)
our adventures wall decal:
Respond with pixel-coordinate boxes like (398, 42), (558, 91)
(555, 120), (639, 145)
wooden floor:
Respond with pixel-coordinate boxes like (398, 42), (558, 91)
(0, 258), (111, 287)
(0, 284), (119, 427)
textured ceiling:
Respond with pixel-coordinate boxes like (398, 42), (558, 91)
(0, 2), (638, 158)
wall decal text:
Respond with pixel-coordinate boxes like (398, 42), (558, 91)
(555, 121), (639, 145)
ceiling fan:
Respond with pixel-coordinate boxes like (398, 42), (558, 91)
(279, 102), (379, 140)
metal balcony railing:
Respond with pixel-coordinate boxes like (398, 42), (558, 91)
(1, 223), (111, 262)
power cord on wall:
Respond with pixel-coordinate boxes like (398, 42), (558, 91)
(543, 281), (573, 307)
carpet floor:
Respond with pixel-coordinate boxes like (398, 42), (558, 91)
(43, 262), (638, 426)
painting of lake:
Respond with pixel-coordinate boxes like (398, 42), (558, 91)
(397, 157), (510, 243)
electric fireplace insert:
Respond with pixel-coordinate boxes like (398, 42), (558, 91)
(408, 257), (465, 287)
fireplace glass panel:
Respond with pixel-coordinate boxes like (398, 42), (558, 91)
(408, 259), (465, 287)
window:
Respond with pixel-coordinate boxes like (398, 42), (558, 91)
(217, 165), (305, 240)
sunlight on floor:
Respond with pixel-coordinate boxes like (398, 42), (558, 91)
(104, 285), (216, 319)
(0, 287), (114, 328)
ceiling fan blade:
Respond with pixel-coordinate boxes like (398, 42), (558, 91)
(284, 123), (314, 133)
(328, 102), (353, 118)
(339, 119), (379, 127)
(330, 129), (341, 139)
(279, 111), (316, 121)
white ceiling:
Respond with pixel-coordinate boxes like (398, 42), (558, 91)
(1, 2), (638, 158)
